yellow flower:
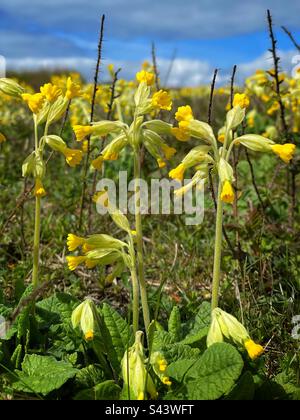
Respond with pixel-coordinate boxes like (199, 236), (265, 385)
(92, 155), (104, 171)
(67, 233), (85, 252)
(65, 77), (81, 100)
(103, 151), (119, 161)
(40, 83), (61, 103)
(271, 144), (296, 163)
(66, 255), (87, 271)
(171, 125), (190, 142)
(267, 101), (280, 115)
(161, 145), (176, 160)
(158, 360), (167, 372)
(218, 133), (225, 144)
(261, 94), (270, 103)
(244, 339), (264, 360)
(0, 133), (6, 143)
(82, 140), (89, 153)
(84, 330), (94, 341)
(162, 377), (172, 386)
(169, 163), (185, 181)
(233, 93), (250, 109)
(157, 158), (166, 168)
(221, 180), (235, 204)
(151, 90), (172, 111)
(175, 105), (194, 122)
(22, 93), (45, 114)
(92, 190), (109, 207)
(136, 70), (155, 86)
(73, 125), (93, 142)
(34, 178), (46, 197)
(63, 148), (83, 167)
(85, 259), (99, 269)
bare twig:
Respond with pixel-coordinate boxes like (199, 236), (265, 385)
(163, 48), (177, 88)
(151, 42), (160, 91)
(230, 65), (237, 108)
(267, 10), (289, 139)
(207, 69), (218, 125)
(88, 67), (122, 232)
(78, 14), (105, 232)
(267, 10), (296, 226)
(282, 26), (300, 51)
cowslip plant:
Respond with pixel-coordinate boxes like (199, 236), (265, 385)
(67, 199), (143, 334)
(0, 77), (82, 288)
(71, 69), (175, 332)
(169, 93), (296, 351)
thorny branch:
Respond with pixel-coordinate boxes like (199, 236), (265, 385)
(78, 14), (105, 232)
(206, 69), (236, 258)
(151, 42), (160, 91)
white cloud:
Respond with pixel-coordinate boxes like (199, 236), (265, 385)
(1, 0), (300, 40)
(5, 48), (298, 87)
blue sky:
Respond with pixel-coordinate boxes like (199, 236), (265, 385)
(1, 0), (300, 86)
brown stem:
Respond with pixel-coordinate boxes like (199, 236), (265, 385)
(151, 42), (160, 91)
(78, 14), (105, 232)
(88, 68), (122, 232)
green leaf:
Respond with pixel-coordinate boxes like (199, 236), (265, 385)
(181, 302), (210, 347)
(74, 380), (121, 400)
(167, 359), (197, 383)
(13, 354), (78, 396)
(168, 306), (181, 341)
(102, 303), (133, 363)
(36, 292), (78, 327)
(276, 370), (300, 400)
(224, 371), (255, 400)
(152, 330), (175, 353)
(185, 343), (244, 400)
(162, 343), (200, 364)
(75, 365), (104, 389)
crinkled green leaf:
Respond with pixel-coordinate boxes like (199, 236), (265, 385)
(102, 303), (133, 362)
(74, 380), (121, 400)
(13, 354), (78, 396)
(185, 343), (244, 400)
(168, 306), (181, 342)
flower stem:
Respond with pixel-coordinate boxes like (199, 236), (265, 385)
(32, 196), (41, 288)
(211, 181), (224, 310)
(32, 116), (40, 288)
(128, 237), (140, 334)
(133, 147), (151, 331)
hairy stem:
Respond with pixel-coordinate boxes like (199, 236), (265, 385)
(211, 182), (224, 310)
(133, 147), (151, 331)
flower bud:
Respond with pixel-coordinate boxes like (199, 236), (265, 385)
(189, 120), (216, 144)
(218, 158), (234, 184)
(143, 120), (172, 135)
(92, 120), (124, 136)
(22, 152), (36, 177)
(47, 96), (69, 125)
(121, 331), (157, 400)
(234, 134), (274, 152)
(71, 299), (97, 342)
(226, 106), (245, 131)
(44, 135), (67, 153)
(0, 78), (24, 97)
(85, 234), (127, 250)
